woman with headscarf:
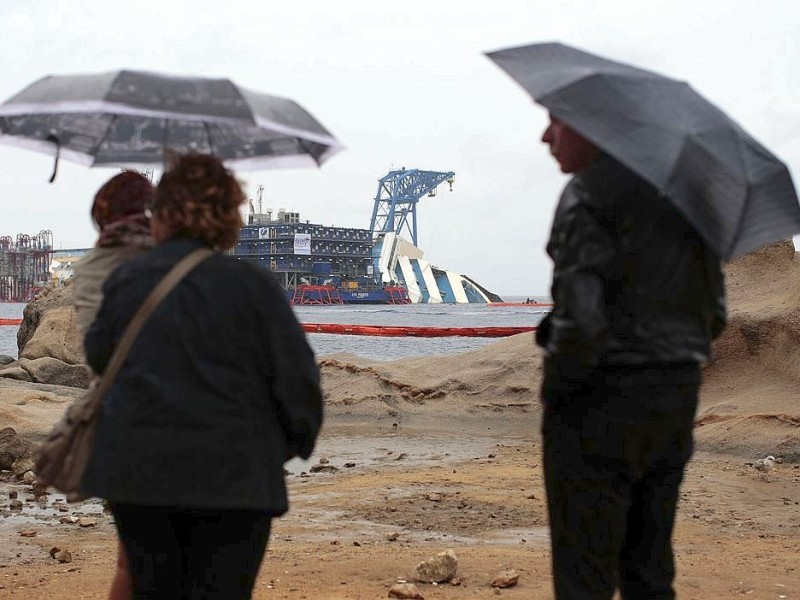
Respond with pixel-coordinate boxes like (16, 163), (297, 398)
(72, 170), (155, 600)
(72, 171), (155, 337)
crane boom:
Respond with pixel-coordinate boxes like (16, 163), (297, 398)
(368, 168), (454, 246)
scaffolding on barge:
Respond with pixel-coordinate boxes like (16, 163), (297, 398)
(234, 200), (411, 305)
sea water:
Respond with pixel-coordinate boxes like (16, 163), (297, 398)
(293, 298), (548, 360)
(0, 297), (549, 362)
(0, 303), (25, 359)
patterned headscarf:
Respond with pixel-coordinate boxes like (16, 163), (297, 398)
(92, 171), (155, 248)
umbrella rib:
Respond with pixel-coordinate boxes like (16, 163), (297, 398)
(203, 122), (217, 157)
(296, 137), (321, 166)
(90, 113), (119, 168)
(162, 118), (169, 170)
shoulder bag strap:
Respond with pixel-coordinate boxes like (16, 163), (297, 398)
(92, 247), (214, 398)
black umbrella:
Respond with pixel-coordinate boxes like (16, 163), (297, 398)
(486, 42), (800, 260)
(0, 69), (343, 179)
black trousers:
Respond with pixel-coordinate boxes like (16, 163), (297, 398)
(109, 503), (272, 600)
(541, 362), (700, 600)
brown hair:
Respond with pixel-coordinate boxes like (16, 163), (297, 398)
(154, 153), (244, 250)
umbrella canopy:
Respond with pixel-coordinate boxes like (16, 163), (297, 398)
(486, 42), (800, 260)
(0, 69), (343, 172)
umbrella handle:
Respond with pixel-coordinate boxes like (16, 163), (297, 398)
(46, 134), (60, 183)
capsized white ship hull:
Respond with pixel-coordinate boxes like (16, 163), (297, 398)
(375, 232), (496, 304)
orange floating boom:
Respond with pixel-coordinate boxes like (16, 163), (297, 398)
(302, 323), (536, 337)
(0, 318), (22, 326)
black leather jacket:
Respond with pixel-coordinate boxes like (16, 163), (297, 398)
(539, 155), (726, 369)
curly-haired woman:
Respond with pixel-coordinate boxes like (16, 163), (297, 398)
(81, 153), (323, 599)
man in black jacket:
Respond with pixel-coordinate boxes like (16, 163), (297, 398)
(537, 115), (726, 599)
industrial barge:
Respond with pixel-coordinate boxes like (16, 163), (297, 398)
(233, 168), (501, 305)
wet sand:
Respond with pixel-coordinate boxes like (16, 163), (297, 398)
(2, 404), (799, 599)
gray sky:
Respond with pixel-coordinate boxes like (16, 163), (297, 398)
(1, 0), (798, 296)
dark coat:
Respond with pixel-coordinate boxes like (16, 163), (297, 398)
(539, 155), (727, 377)
(80, 238), (323, 513)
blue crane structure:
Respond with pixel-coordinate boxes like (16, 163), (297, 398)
(368, 168), (455, 246)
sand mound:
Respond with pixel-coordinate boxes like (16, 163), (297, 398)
(697, 240), (800, 458)
(320, 333), (542, 420)
(711, 240), (800, 380)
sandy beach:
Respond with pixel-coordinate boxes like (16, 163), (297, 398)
(1, 241), (800, 598)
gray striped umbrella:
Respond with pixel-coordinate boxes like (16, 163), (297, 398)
(0, 69), (343, 178)
(486, 42), (800, 260)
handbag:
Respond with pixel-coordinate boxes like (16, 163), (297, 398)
(34, 248), (213, 501)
